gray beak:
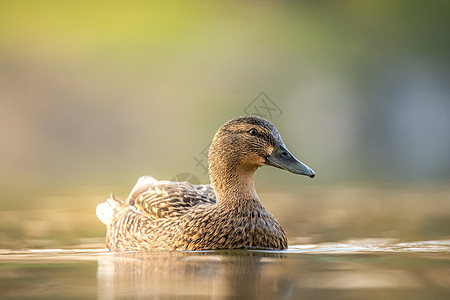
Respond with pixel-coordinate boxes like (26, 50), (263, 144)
(265, 144), (315, 178)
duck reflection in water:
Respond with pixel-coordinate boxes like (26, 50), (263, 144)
(97, 251), (292, 299)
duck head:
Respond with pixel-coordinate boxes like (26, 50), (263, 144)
(208, 115), (315, 183)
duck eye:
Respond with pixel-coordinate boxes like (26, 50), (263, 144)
(248, 128), (259, 136)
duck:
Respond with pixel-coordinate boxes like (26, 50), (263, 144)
(96, 115), (315, 251)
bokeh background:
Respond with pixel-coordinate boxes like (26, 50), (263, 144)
(0, 0), (449, 248)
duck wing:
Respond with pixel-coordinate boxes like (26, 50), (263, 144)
(127, 176), (216, 220)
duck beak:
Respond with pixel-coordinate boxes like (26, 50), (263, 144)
(265, 144), (315, 178)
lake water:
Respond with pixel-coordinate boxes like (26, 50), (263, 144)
(0, 186), (449, 299)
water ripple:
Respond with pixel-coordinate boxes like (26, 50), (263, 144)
(0, 239), (449, 260)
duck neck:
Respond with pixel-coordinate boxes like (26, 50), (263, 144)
(209, 163), (263, 210)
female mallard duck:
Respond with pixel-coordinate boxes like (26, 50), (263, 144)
(97, 115), (315, 251)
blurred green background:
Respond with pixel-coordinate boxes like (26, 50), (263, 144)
(0, 1), (449, 247)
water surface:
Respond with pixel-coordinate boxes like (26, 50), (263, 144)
(1, 186), (449, 299)
(1, 239), (449, 299)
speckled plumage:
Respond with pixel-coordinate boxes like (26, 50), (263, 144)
(97, 115), (314, 251)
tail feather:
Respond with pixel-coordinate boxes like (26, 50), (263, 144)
(127, 176), (158, 204)
(96, 193), (124, 225)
